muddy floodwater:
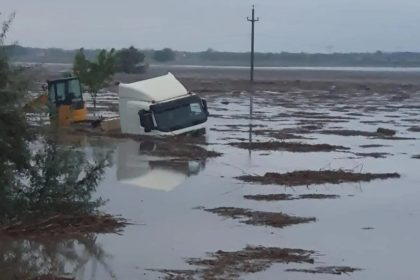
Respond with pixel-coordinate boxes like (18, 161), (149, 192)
(12, 78), (420, 279)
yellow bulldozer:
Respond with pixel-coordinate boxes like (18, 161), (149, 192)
(46, 77), (88, 125)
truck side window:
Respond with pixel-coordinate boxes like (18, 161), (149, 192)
(190, 103), (202, 114)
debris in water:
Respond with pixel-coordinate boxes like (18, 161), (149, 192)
(204, 207), (315, 228)
(353, 152), (391, 158)
(319, 129), (413, 140)
(362, 227), (375, 230)
(18, 275), (75, 280)
(254, 129), (309, 140)
(158, 246), (315, 280)
(0, 214), (129, 240)
(244, 193), (339, 201)
(408, 126), (420, 132)
(237, 170), (400, 186)
(286, 266), (361, 275)
(319, 129), (377, 137)
(377, 127), (396, 136)
(229, 141), (348, 152)
(359, 144), (389, 148)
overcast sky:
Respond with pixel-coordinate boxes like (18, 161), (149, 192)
(2, 0), (420, 53)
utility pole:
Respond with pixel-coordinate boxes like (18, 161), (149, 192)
(247, 5), (259, 82)
(247, 5), (259, 151)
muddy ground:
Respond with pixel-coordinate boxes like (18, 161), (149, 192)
(14, 66), (420, 279)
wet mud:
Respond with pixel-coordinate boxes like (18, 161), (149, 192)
(204, 207), (315, 228)
(237, 170), (400, 186)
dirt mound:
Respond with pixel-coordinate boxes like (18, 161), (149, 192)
(286, 266), (361, 275)
(244, 193), (339, 201)
(158, 246), (315, 280)
(0, 214), (129, 240)
(229, 141), (348, 152)
(204, 207), (315, 228)
(237, 170), (400, 186)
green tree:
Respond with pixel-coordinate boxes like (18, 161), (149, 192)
(73, 48), (115, 116)
(153, 48), (176, 62)
(0, 14), (116, 231)
(115, 46), (147, 73)
(0, 12), (31, 213)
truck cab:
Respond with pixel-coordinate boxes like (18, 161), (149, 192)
(118, 73), (208, 136)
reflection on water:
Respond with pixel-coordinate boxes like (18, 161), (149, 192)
(117, 140), (205, 191)
(0, 235), (115, 279)
(0, 134), (114, 222)
(0, 136), (117, 279)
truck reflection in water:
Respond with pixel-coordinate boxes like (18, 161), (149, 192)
(117, 140), (205, 191)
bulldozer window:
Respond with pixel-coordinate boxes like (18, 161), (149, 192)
(56, 82), (66, 102)
(68, 79), (82, 99)
(48, 84), (56, 103)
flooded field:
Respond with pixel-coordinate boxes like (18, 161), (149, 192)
(9, 77), (420, 280)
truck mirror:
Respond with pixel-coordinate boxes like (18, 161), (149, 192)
(202, 99), (209, 116)
(138, 110), (155, 133)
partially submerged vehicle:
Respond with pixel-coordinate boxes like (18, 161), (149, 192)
(118, 73), (209, 136)
(47, 77), (88, 125)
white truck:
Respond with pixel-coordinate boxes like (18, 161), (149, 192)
(118, 73), (209, 136)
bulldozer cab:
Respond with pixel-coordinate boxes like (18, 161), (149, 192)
(47, 77), (88, 125)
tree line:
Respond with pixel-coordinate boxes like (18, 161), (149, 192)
(6, 45), (420, 67)
(4, 45), (177, 67)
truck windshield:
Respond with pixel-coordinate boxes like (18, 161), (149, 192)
(151, 96), (207, 132)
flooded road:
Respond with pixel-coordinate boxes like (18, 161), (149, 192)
(11, 88), (420, 279)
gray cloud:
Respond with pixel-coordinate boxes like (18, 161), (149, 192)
(2, 0), (420, 52)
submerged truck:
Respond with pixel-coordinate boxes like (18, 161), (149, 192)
(118, 73), (209, 136)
